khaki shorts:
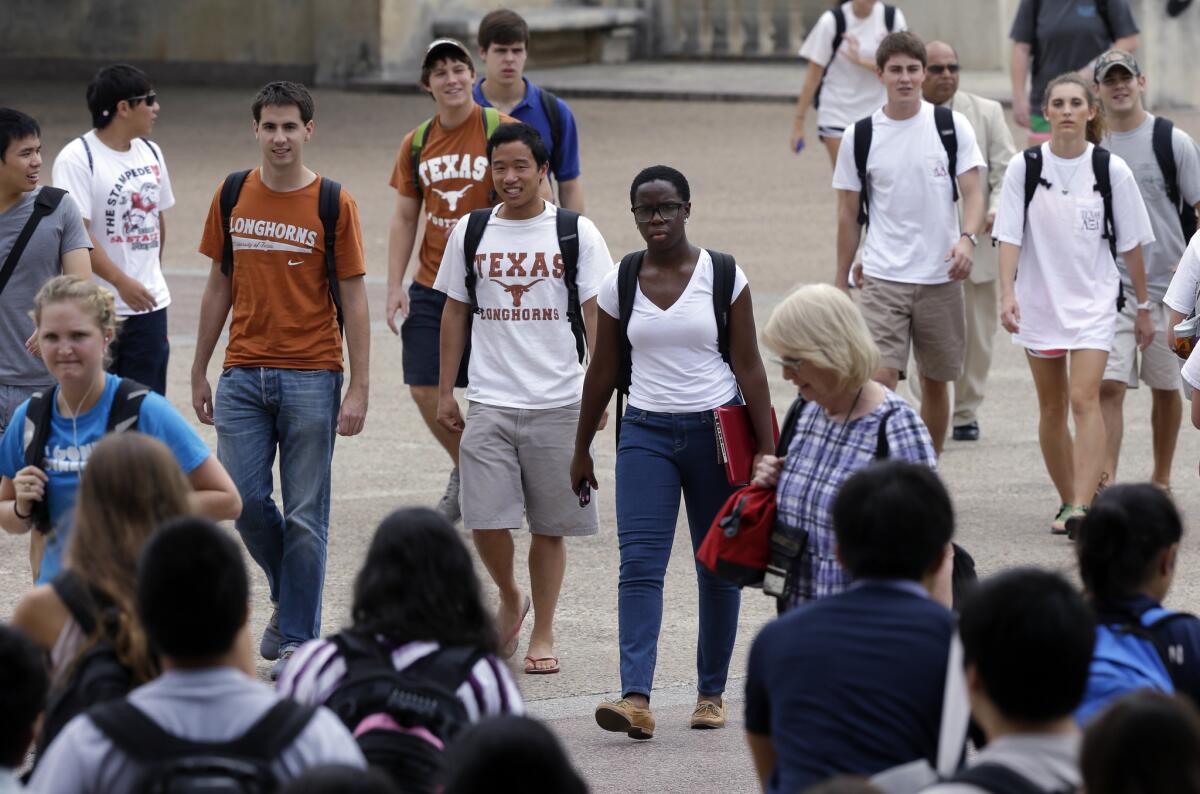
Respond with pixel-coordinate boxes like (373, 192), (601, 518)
(859, 276), (966, 382)
(459, 401), (598, 536)
(1103, 301), (1183, 391)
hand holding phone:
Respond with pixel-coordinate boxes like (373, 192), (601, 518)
(578, 481), (591, 508)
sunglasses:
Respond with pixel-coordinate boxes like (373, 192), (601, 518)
(631, 202), (685, 224)
(927, 65), (960, 75)
(126, 92), (158, 106)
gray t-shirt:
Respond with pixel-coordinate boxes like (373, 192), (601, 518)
(1010, 0), (1139, 109)
(0, 187), (91, 386)
(1104, 114), (1200, 302)
(920, 733), (1081, 794)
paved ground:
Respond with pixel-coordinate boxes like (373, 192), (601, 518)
(2, 75), (1200, 792)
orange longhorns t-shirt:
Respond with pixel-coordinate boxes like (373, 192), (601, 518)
(198, 170), (366, 371)
(391, 106), (517, 288)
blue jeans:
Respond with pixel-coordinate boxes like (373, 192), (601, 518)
(615, 405), (741, 698)
(215, 367), (342, 650)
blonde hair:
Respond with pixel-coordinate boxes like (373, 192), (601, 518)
(1044, 73), (1107, 144)
(33, 275), (123, 339)
(762, 284), (880, 391)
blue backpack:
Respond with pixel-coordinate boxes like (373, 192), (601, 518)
(1076, 606), (1182, 724)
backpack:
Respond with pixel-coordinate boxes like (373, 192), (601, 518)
(951, 762), (1076, 794)
(1075, 604), (1186, 724)
(22, 377), (149, 534)
(853, 104), (958, 227)
(460, 207), (587, 364)
(78, 135), (161, 173)
(1152, 116), (1199, 243)
(218, 170), (345, 332)
(33, 570), (134, 763)
(537, 87), (566, 179)
(88, 697), (317, 794)
(410, 106), (503, 199)
(323, 631), (486, 791)
(0, 186), (67, 298)
(813, 4), (898, 110)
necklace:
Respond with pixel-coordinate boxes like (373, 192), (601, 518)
(58, 377), (99, 453)
(1053, 153), (1087, 195)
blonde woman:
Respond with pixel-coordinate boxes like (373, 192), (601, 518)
(752, 284), (936, 610)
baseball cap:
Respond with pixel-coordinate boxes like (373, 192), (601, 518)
(422, 38), (474, 71)
(1094, 49), (1140, 82)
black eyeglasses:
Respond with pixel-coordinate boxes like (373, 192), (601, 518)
(126, 92), (158, 106)
(631, 202), (684, 223)
(927, 65), (960, 75)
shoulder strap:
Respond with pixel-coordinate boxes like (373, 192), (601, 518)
(1096, 0), (1115, 42)
(404, 644), (487, 691)
(462, 208), (494, 317)
(775, 397), (807, 457)
(222, 698), (318, 759)
(1092, 146), (1118, 261)
(933, 105), (960, 203)
(482, 106), (502, 141)
(875, 406), (899, 459)
(317, 177), (345, 332)
(411, 117), (436, 198)
(22, 387), (54, 534)
(616, 251), (645, 397)
(952, 762), (1051, 794)
(50, 570), (99, 636)
(558, 210), (587, 364)
(813, 8), (848, 110)
(79, 136), (93, 174)
(1022, 146), (1045, 226)
(106, 378), (149, 434)
(1152, 116), (1195, 241)
(884, 4), (897, 31)
(854, 117), (874, 226)
(139, 138), (161, 166)
(218, 170), (251, 277)
(538, 88), (565, 178)
(0, 187), (68, 298)
(708, 250), (736, 366)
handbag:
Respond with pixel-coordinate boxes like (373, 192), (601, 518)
(713, 404), (779, 486)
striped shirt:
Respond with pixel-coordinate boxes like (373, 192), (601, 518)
(277, 635), (525, 722)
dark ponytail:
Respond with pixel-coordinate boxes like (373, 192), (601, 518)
(1076, 484), (1182, 601)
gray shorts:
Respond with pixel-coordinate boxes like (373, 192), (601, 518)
(1103, 301), (1182, 391)
(459, 401), (598, 536)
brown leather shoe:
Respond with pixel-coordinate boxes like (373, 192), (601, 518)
(595, 698), (655, 739)
(690, 699), (726, 729)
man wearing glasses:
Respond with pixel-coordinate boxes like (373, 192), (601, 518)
(52, 64), (174, 395)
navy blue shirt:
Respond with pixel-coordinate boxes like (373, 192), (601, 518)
(473, 78), (582, 182)
(745, 581), (955, 794)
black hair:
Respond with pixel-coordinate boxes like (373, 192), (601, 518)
(441, 716), (587, 794)
(478, 9), (530, 49)
(351, 508), (498, 653)
(487, 123), (549, 168)
(832, 460), (953, 580)
(137, 517), (249, 660)
(0, 108), (40, 163)
(252, 81), (315, 124)
(279, 765), (399, 794)
(1077, 484), (1182, 602)
(1082, 690), (1200, 794)
(0, 626), (48, 768)
(801, 777), (887, 794)
(86, 64), (152, 129)
(629, 165), (691, 206)
(959, 568), (1095, 723)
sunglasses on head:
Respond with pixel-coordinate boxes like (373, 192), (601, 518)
(927, 64), (960, 75)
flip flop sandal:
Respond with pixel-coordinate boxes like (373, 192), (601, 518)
(501, 595), (532, 659)
(524, 655), (560, 675)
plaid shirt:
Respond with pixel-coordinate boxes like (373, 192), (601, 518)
(776, 390), (936, 609)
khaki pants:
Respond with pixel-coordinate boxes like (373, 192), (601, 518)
(909, 278), (999, 425)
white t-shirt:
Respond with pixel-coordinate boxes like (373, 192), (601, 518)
(833, 101), (986, 284)
(1164, 232), (1200, 316)
(52, 131), (175, 315)
(992, 143), (1155, 351)
(596, 250), (748, 413)
(434, 202), (609, 409)
(799, 2), (908, 132)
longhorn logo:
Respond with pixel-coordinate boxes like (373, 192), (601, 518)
(432, 184), (474, 211)
(494, 279), (545, 307)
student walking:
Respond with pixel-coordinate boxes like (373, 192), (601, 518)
(571, 165), (774, 738)
(993, 73), (1154, 535)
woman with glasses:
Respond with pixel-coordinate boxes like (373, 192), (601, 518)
(752, 284), (937, 611)
(571, 164), (774, 740)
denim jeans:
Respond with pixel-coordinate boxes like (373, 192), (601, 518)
(215, 367), (342, 650)
(615, 405), (742, 698)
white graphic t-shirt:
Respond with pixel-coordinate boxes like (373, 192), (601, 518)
(52, 131), (175, 315)
(434, 202), (610, 409)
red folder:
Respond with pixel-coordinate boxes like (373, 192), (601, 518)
(714, 405), (779, 486)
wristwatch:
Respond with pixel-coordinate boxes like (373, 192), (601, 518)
(961, 233), (978, 246)
(1136, 300), (1154, 312)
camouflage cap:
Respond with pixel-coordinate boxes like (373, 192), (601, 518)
(1094, 49), (1140, 83)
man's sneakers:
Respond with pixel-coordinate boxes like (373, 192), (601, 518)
(690, 700), (726, 729)
(270, 647), (295, 682)
(259, 606), (282, 661)
(437, 467), (462, 525)
(952, 421), (980, 442)
(595, 699), (655, 740)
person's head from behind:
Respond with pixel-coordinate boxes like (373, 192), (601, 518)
(922, 41), (960, 106)
(0, 108), (42, 195)
(875, 31), (926, 101)
(86, 64), (158, 134)
(1094, 49), (1145, 120)
(352, 508), (497, 652)
(252, 81), (315, 170)
(420, 39), (476, 108)
(478, 9), (529, 88)
(629, 165), (691, 252)
(280, 765), (399, 794)
(488, 123), (549, 213)
(832, 460), (952, 585)
(1043, 73), (1105, 145)
(958, 568), (1094, 735)
(762, 284), (881, 407)
(0, 626), (48, 769)
(138, 517), (249, 664)
(1077, 484), (1181, 604)
(1082, 690), (1200, 794)
(33, 275), (122, 386)
(440, 716), (586, 794)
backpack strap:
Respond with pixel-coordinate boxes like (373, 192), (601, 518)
(708, 250), (737, 366)
(874, 406), (898, 459)
(404, 644), (487, 692)
(222, 699), (319, 760)
(21, 386), (54, 534)
(933, 105), (960, 203)
(1096, 0), (1115, 43)
(106, 378), (149, 434)
(614, 251), (646, 448)
(79, 136), (94, 174)
(1022, 146), (1047, 229)
(461, 208), (494, 317)
(1152, 116), (1197, 241)
(538, 88), (565, 179)
(884, 4), (897, 31)
(775, 397), (807, 457)
(410, 117), (436, 198)
(50, 570), (99, 637)
(854, 117), (874, 226)
(0, 187), (68, 298)
(814, 7), (847, 110)
(139, 138), (161, 166)
(317, 177), (346, 332)
(951, 762), (1055, 794)
(1092, 145), (1118, 262)
(218, 170), (251, 277)
(558, 209), (587, 364)
(481, 106), (502, 141)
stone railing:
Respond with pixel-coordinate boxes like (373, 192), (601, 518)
(596, 0), (815, 59)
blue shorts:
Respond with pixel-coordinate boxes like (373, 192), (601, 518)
(401, 282), (469, 387)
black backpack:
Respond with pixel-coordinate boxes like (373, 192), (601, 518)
(460, 207), (587, 364)
(0, 187), (68, 298)
(537, 88), (566, 180)
(218, 171), (345, 331)
(813, 4), (898, 110)
(951, 762), (1075, 794)
(323, 631), (485, 792)
(853, 104), (959, 227)
(22, 377), (149, 534)
(88, 697), (317, 794)
(1151, 116), (1199, 243)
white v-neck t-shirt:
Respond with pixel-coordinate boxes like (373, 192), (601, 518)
(597, 250), (748, 413)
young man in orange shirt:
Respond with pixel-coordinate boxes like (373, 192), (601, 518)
(190, 82), (370, 679)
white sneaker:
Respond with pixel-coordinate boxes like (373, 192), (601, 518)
(436, 467), (462, 525)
